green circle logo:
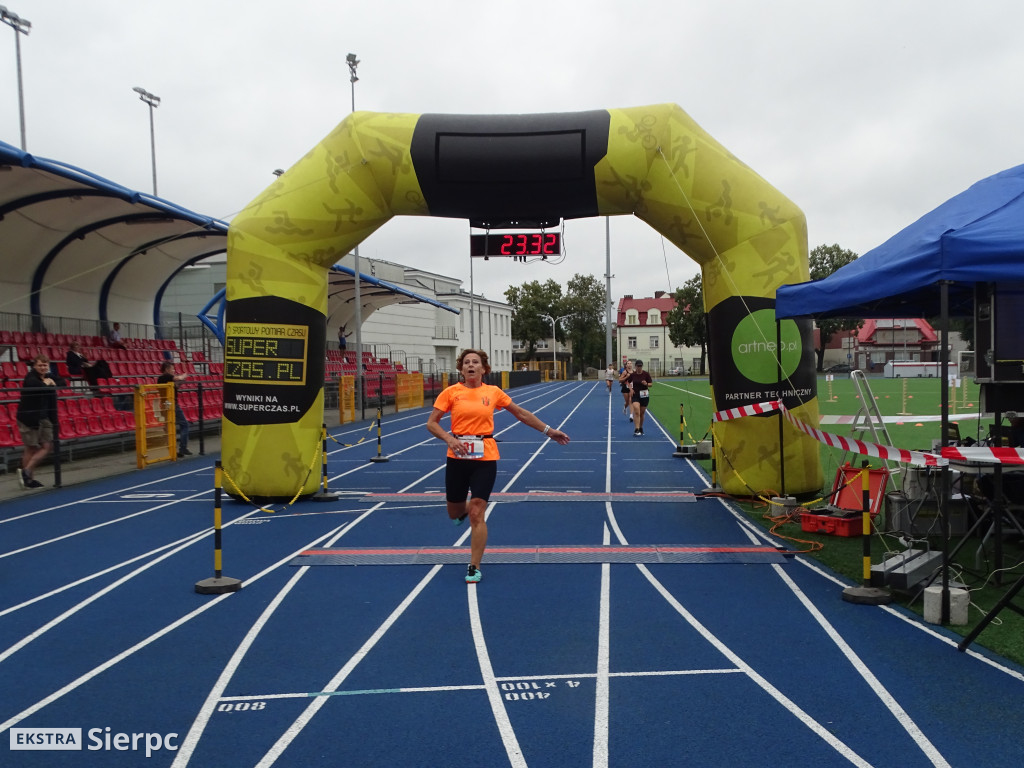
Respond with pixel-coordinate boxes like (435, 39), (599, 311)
(731, 310), (802, 384)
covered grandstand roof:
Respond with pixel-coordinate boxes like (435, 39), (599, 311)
(0, 140), (455, 336)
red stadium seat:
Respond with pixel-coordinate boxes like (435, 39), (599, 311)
(0, 423), (20, 446)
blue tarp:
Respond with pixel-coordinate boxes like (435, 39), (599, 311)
(776, 164), (1024, 319)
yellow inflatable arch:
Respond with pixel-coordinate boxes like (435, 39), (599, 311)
(224, 103), (822, 499)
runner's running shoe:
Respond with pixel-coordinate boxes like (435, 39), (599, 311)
(453, 513), (468, 526)
(465, 565), (482, 583)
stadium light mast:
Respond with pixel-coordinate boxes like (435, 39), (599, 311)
(346, 52), (365, 415)
(1, 5), (31, 151)
(132, 86), (161, 195)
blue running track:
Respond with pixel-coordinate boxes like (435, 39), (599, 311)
(2, 380), (1022, 766)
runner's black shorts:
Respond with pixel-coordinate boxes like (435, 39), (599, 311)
(446, 458), (498, 503)
(631, 394), (650, 407)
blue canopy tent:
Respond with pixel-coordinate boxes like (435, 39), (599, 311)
(775, 163), (1024, 635)
(776, 163), (1024, 320)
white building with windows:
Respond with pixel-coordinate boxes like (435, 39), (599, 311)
(616, 292), (702, 375)
(342, 260), (511, 374)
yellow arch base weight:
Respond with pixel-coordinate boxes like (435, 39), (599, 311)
(224, 103), (822, 499)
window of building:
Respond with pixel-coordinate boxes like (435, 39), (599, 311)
(625, 310), (639, 325)
(647, 309), (661, 325)
(627, 336), (637, 349)
(650, 336), (659, 349)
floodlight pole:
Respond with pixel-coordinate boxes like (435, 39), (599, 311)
(1, 5), (31, 151)
(132, 86), (160, 196)
(346, 53), (365, 417)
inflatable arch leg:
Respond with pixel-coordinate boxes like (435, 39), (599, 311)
(224, 104), (820, 500)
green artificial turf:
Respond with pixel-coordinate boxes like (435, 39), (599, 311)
(648, 374), (1024, 667)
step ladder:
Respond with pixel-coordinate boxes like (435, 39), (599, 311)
(841, 369), (900, 493)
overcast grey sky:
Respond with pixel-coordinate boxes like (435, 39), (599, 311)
(3, 0), (1022, 305)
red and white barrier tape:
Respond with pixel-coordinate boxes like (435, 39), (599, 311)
(939, 446), (1024, 465)
(713, 400), (945, 467)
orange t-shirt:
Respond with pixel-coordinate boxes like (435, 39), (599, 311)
(433, 383), (512, 461)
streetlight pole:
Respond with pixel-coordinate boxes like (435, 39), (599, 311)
(346, 53), (364, 416)
(541, 313), (573, 380)
(1, 5), (31, 151)
(605, 216), (613, 370)
(132, 86), (160, 195)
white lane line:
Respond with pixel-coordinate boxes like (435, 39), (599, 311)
(0, 517), (353, 734)
(0, 528), (209, 618)
(173, 502), (386, 768)
(0, 489), (236, 665)
(592, 523), (611, 768)
(796, 556), (1024, 683)
(635, 564), (874, 767)
(173, 561), (320, 767)
(656, 381), (712, 400)
(251, 564), (443, 768)
(608, 425), (870, 765)
(716, 492), (968, 763)
(769, 564), (952, 767)
(593, 388), (615, 768)
(468, 583), (527, 768)
(0, 465), (212, 525)
(0, 487), (214, 559)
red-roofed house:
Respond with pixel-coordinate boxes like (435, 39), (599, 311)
(616, 292), (703, 375)
(822, 318), (959, 372)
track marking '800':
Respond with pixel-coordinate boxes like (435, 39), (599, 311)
(217, 702), (266, 712)
(501, 680), (581, 701)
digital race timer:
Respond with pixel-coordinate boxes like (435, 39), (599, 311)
(470, 232), (560, 258)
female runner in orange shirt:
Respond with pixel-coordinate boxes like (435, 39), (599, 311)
(426, 349), (570, 583)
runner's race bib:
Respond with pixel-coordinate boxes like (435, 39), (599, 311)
(459, 438), (485, 459)
(638, 389), (650, 398)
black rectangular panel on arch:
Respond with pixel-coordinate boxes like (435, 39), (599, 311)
(410, 110), (610, 224)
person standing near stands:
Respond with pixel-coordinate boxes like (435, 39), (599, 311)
(606, 363), (615, 392)
(426, 348), (570, 584)
(627, 359), (654, 436)
(16, 355), (58, 489)
(157, 361), (191, 456)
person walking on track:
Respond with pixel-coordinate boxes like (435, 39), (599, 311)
(627, 359), (654, 436)
(426, 348), (570, 583)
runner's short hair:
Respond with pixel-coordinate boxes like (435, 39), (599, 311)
(457, 348), (491, 375)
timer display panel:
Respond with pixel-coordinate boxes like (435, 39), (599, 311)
(470, 232), (560, 258)
(224, 322), (308, 385)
